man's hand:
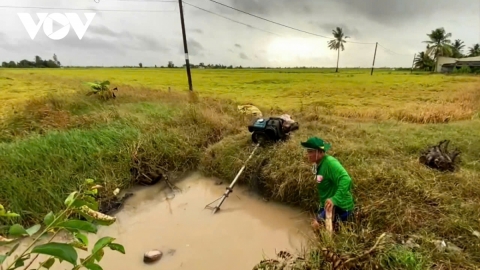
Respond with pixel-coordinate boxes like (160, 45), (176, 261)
(325, 199), (334, 213)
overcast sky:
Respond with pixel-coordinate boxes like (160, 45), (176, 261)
(0, 0), (479, 68)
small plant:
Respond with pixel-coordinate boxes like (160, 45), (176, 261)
(0, 179), (125, 270)
(85, 81), (118, 100)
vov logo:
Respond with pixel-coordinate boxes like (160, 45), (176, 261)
(18, 13), (96, 40)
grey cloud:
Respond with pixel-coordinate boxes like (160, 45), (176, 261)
(190, 29), (203, 34)
(218, 0), (472, 27)
(87, 25), (168, 51)
(226, 0), (316, 15)
(55, 34), (125, 54)
(181, 38), (204, 56)
(239, 52), (248, 59)
(336, 0), (471, 26)
(312, 22), (361, 38)
(228, 0), (270, 15)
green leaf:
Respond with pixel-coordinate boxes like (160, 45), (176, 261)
(64, 191), (78, 207)
(0, 254), (6, 264)
(26, 224), (42, 236)
(56, 220), (97, 234)
(86, 262), (103, 270)
(76, 206), (116, 226)
(1, 211), (20, 218)
(75, 233), (89, 246)
(72, 198), (99, 211)
(85, 179), (95, 185)
(8, 224), (28, 237)
(14, 257), (25, 267)
(44, 212), (55, 226)
(108, 243), (125, 254)
(41, 257), (56, 269)
(85, 190), (98, 196)
(31, 243), (78, 266)
(93, 248), (104, 263)
(92, 237), (115, 255)
(70, 240), (88, 251)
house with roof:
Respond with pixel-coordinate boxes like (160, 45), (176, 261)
(436, 56), (480, 73)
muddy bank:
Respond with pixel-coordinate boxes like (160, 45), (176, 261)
(1, 173), (313, 270)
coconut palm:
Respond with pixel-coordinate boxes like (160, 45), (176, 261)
(423, 27), (453, 71)
(328, 27), (349, 73)
(468, 44), (480, 57)
(452, 39), (465, 58)
(414, 52), (435, 71)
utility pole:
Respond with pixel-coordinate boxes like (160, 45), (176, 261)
(370, 42), (378, 75)
(178, 0), (193, 91)
(410, 53), (416, 73)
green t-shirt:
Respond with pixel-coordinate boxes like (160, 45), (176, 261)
(315, 155), (355, 211)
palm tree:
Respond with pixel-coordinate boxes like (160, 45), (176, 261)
(452, 39), (465, 58)
(468, 44), (480, 57)
(414, 52), (435, 71)
(423, 27), (453, 71)
(328, 27), (349, 73)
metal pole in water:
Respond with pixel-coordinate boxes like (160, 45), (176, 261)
(208, 143), (260, 214)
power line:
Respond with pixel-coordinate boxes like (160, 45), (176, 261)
(377, 44), (412, 56)
(0, 5), (176, 12)
(205, 0), (376, 45)
(183, 1), (282, 37)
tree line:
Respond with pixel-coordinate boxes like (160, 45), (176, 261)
(325, 26), (480, 73)
(1, 54), (61, 68)
(414, 28), (480, 72)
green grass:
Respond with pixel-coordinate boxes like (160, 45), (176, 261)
(0, 68), (479, 269)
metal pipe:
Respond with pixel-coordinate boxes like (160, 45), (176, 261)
(210, 143), (260, 214)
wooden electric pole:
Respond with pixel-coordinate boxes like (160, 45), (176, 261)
(410, 53), (416, 73)
(178, 0), (193, 91)
(370, 42), (378, 75)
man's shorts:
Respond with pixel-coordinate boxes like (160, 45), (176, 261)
(316, 206), (352, 223)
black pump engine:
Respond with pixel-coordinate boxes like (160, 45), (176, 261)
(248, 117), (299, 144)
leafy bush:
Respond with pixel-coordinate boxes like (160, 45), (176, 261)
(0, 179), (124, 270)
(453, 65), (472, 74)
(85, 81), (118, 100)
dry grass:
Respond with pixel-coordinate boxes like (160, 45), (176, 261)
(1, 68), (480, 269)
(2, 68), (480, 123)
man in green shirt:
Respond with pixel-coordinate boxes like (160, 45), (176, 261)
(301, 137), (355, 227)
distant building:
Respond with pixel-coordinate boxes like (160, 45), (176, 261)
(436, 56), (480, 73)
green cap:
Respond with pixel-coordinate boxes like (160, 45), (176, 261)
(301, 137), (331, 151)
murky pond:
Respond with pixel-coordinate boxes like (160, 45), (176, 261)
(2, 173), (313, 270)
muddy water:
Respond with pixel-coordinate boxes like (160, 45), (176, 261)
(1, 173), (313, 270)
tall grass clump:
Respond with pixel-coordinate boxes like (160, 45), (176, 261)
(0, 86), (244, 225)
